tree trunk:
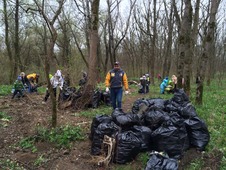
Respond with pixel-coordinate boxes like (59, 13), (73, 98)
(196, 0), (221, 105)
(33, 0), (65, 127)
(14, 0), (23, 73)
(151, 0), (157, 85)
(3, 0), (13, 83)
(72, 0), (100, 110)
(177, 0), (192, 94)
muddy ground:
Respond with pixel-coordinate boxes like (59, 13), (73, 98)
(0, 91), (223, 170)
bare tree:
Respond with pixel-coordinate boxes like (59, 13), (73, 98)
(103, 0), (136, 70)
(196, 0), (222, 105)
(72, 0), (100, 110)
(3, 0), (13, 83)
(175, 0), (192, 96)
(3, 0), (23, 83)
(57, 12), (72, 69)
(162, 1), (174, 78)
(30, 0), (65, 127)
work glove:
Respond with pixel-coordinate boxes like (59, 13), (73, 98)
(106, 87), (109, 93)
(125, 91), (129, 95)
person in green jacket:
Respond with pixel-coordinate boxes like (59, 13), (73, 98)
(12, 76), (25, 99)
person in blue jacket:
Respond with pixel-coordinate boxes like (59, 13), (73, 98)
(160, 77), (169, 94)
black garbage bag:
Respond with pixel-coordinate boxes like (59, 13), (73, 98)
(131, 125), (152, 151)
(165, 99), (180, 113)
(151, 120), (189, 159)
(172, 89), (189, 105)
(178, 102), (197, 119)
(113, 113), (141, 129)
(184, 116), (210, 151)
(111, 108), (124, 119)
(168, 112), (190, 152)
(145, 152), (178, 170)
(168, 112), (185, 128)
(91, 121), (120, 155)
(147, 98), (166, 110)
(132, 98), (150, 114)
(144, 107), (170, 130)
(138, 87), (143, 94)
(101, 91), (111, 106)
(62, 86), (77, 101)
(79, 78), (87, 86)
(114, 130), (142, 164)
(92, 89), (102, 108)
(89, 115), (112, 141)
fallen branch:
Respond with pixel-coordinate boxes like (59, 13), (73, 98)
(98, 135), (116, 167)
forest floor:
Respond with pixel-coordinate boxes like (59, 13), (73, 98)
(0, 89), (223, 170)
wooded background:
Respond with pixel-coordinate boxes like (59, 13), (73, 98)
(0, 0), (225, 101)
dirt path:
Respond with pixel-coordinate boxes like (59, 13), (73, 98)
(0, 92), (145, 170)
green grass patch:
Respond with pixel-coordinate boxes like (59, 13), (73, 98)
(18, 125), (85, 151)
(34, 155), (48, 166)
(0, 159), (24, 170)
(37, 86), (47, 94)
(0, 85), (13, 96)
(185, 158), (204, 170)
(18, 137), (37, 153)
(36, 125), (85, 148)
(79, 105), (112, 118)
(0, 111), (12, 127)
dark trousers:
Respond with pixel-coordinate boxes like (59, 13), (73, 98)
(44, 88), (56, 102)
(12, 90), (23, 99)
(110, 88), (123, 109)
(26, 81), (32, 93)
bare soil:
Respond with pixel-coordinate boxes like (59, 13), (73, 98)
(0, 91), (223, 170)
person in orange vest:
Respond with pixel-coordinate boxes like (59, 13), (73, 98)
(105, 61), (129, 110)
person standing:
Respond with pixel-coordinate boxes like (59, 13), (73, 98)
(105, 61), (129, 110)
(139, 74), (148, 94)
(157, 73), (162, 82)
(145, 73), (150, 93)
(44, 70), (64, 102)
(171, 75), (177, 91)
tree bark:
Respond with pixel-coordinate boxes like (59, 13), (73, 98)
(196, 0), (221, 105)
(33, 0), (65, 127)
(3, 0), (13, 83)
(177, 0), (192, 95)
(72, 0), (100, 110)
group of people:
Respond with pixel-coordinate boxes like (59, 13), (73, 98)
(11, 61), (179, 111)
(160, 75), (177, 94)
(104, 62), (180, 110)
(12, 72), (39, 99)
(11, 70), (65, 102)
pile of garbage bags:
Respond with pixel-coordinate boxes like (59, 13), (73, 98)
(60, 82), (111, 108)
(89, 89), (210, 169)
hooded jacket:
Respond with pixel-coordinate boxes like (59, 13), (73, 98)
(50, 70), (64, 89)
